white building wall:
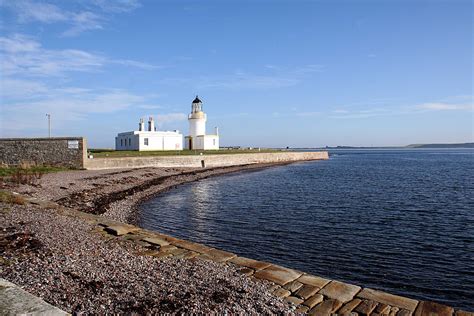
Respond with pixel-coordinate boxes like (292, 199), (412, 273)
(184, 135), (218, 150)
(163, 135), (183, 150)
(203, 135), (219, 150)
(116, 133), (140, 150)
(116, 131), (182, 151)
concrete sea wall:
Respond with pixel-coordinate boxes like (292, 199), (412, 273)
(84, 151), (329, 170)
(0, 137), (87, 168)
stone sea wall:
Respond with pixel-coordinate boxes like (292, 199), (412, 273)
(0, 137), (87, 168)
(84, 151), (329, 170)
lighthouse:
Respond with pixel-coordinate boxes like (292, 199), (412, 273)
(185, 96), (219, 150)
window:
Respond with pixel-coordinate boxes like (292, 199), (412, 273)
(213, 139), (216, 146)
(129, 138), (131, 146)
(120, 139), (123, 146)
(144, 138), (149, 146)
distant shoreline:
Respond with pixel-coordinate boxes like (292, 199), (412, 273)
(288, 143), (474, 150)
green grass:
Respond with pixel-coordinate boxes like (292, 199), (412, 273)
(0, 166), (70, 177)
(89, 148), (281, 158)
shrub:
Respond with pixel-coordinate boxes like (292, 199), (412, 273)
(0, 191), (25, 205)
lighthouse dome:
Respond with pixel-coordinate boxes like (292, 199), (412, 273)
(192, 96), (202, 104)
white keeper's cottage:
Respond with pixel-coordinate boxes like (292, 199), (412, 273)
(115, 117), (183, 151)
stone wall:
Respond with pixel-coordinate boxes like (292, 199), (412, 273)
(0, 137), (87, 168)
(84, 151), (329, 170)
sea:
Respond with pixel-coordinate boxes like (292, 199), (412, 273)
(138, 149), (474, 310)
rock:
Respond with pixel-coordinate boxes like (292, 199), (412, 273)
(357, 288), (419, 312)
(171, 239), (212, 254)
(456, 311), (474, 316)
(254, 265), (303, 286)
(415, 301), (454, 316)
(297, 274), (331, 288)
(284, 280), (304, 293)
(355, 299), (378, 315)
(273, 287), (291, 298)
(285, 296), (304, 305)
(295, 284), (319, 300)
(296, 305), (310, 313)
(318, 280), (361, 303)
(237, 268), (255, 276)
(142, 236), (170, 246)
(229, 256), (271, 271)
(398, 309), (413, 316)
(338, 298), (363, 314)
(198, 248), (236, 263)
(160, 245), (178, 252)
(104, 224), (139, 236)
(308, 298), (343, 316)
(375, 303), (391, 315)
(303, 294), (324, 308)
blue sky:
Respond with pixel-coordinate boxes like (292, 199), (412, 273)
(0, 0), (472, 148)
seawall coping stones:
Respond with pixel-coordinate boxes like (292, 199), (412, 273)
(295, 284), (320, 300)
(338, 298), (363, 314)
(229, 256), (272, 271)
(254, 264), (303, 286)
(198, 248), (236, 263)
(297, 274), (331, 288)
(142, 236), (170, 246)
(308, 298), (343, 316)
(415, 301), (454, 316)
(303, 294), (325, 308)
(358, 288), (419, 311)
(318, 280), (362, 303)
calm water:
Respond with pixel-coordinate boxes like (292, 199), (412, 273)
(139, 149), (474, 310)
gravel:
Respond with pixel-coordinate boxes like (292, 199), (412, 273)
(1, 164), (298, 314)
(0, 203), (295, 314)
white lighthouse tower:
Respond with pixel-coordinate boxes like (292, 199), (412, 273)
(185, 96), (219, 150)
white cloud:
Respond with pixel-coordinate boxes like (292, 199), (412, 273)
(296, 111), (321, 117)
(1, 0), (141, 36)
(417, 102), (473, 111)
(198, 75), (299, 90)
(0, 34), (157, 77)
(327, 98), (474, 120)
(61, 12), (104, 37)
(0, 78), (48, 99)
(90, 0), (141, 13)
(193, 64), (324, 90)
(333, 109), (349, 114)
(3, 0), (68, 24)
(1, 89), (148, 134)
(294, 64), (325, 74)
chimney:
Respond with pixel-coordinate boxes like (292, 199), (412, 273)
(214, 127), (219, 136)
(148, 116), (155, 132)
(139, 118), (145, 131)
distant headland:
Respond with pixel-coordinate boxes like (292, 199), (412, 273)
(314, 142), (474, 149)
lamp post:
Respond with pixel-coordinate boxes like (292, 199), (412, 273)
(46, 114), (51, 138)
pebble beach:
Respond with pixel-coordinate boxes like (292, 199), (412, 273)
(0, 165), (296, 314)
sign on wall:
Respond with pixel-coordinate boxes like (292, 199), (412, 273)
(68, 140), (79, 149)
